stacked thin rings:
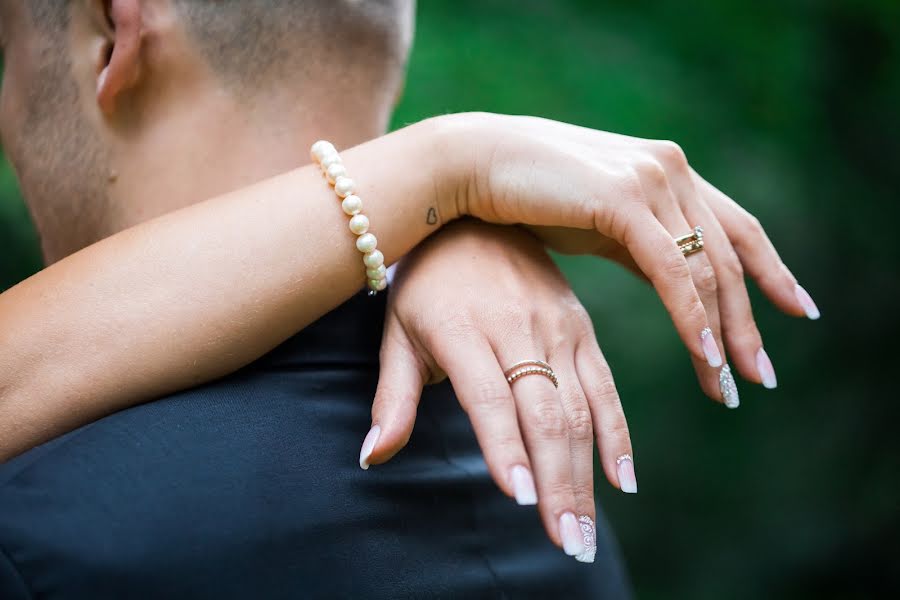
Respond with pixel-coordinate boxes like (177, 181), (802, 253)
(504, 360), (559, 388)
(675, 225), (705, 256)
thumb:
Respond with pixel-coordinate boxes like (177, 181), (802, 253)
(359, 324), (428, 470)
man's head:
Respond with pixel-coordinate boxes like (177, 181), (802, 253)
(0, 0), (414, 262)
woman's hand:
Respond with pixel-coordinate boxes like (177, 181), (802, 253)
(433, 113), (820, 404)
(359, 220), (634, 562)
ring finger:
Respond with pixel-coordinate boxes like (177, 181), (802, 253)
(640, 166), (734, 406)
(548, 344), (599, 562)
(493, 341), (585, 559)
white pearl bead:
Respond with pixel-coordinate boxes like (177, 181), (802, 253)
(363, 250), (384, 269)
(310, 140), (336, 163)
(342, 195), (362, 216)
(369, 278), (388, 292)
(326, 162), (347, 184)
(349, 214), (370, 235)
(366, 265), (387, 280)
(321, 153), (342, 171)
(334, 176), (355, 198)
(356, 233), (377, 253)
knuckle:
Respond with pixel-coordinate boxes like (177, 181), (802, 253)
(564, 405), (594, 442)
(653, 140), (689, 169)
(685, 298), (708, 326)
(746, 214), (764, 236)
(587, 378), (620, 406)
(543, 481), (578, 507)
(657, 250), (691, 282)
(471, 377), (514, 410)
(720, 249), (745, 281)
(693, 262), (718, 295)
(636, 158), (668, 188)
(603, 418), (631, 441)
(437, 312), (476, 343)
(531, 399), (569, 440)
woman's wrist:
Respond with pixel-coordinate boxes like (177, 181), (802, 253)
(414, 113), (496, 225)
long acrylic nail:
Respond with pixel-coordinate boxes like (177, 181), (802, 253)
(700, 327), (723, 368)
(616, 454), (638, 494)
(794, 284), (820, 320)
(510, 465), (538, 506)
(756, 348), (778, 389)
(358, 424), (381, 470)
(559, 512), (586, 557)
(719, 365), (740, 409)
(575, 516), (597, 563)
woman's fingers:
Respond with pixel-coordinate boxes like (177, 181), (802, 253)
(506, 373), (585, 558)
(667, 173), (771, 389)
(549, 350), (600, 563)
(362, 319), (430, 468)
(609, 203), (721, 373)
(637, 159), (729, 403)
(573, 334), (635, 494)
(430, 333), (538, 506)
(693, 169), (820, 321)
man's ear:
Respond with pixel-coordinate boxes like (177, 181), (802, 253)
(96, 0), (143, 115)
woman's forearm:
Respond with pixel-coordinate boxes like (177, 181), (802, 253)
(0, 117), (463, 459)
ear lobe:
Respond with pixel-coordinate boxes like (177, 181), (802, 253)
(96, 0), (143, 115)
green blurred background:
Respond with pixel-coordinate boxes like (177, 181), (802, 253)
(1, 1), (897, 598)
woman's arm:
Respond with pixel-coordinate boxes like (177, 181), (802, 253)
(0, 112), (813, 459)
(0, 118), (463, 457)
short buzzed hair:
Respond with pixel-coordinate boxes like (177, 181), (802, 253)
(29, 1), (412, 91)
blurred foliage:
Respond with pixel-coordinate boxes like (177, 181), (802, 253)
(1, 0), (897, 598)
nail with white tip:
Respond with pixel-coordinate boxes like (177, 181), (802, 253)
(510, 465), (538, 506)
(359, 424), (381, 470)
(616, 454), (638, 494)
(559, 512), (587, 558)
(794, 284), (821, 320)
(700, 327), (723, 368)
(756, 348), (778, 389)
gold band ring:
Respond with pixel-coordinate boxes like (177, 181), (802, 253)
(675, 225), (705, 256)
(504, 360), (559, 388)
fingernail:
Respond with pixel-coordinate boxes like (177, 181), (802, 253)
(700, 327), (723, 368)
(358, 424), (381, 470)
(794, 284), (820, 320)
(510, 465), (538, 506)
(575, 516), (597, 563)
(559, 512), (586, 557)
(756, 348), (778, 389)
(719, 365), (740, 408)
(616, 454), (638, 494)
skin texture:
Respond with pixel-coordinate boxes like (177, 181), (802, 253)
(0, 0), (817, 555)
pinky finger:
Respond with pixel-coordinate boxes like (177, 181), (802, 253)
(574, 334), (637, 494)
(693, 170), (821, 320)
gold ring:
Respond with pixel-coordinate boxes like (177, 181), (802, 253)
(504, 360), (559, 388)
(675, 225), (705, 256)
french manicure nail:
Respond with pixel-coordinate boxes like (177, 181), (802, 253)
(794, 284), (820, 320)
(510, 465), (538, 506)
(700, 327), (723, 368)
(575, 516), (597, 563)
(358, 424), (381, 470)
(616, 454), (638, 494)
(559, 512), (586, 557)
(756, 348), (778, 389)
(720, 365), (740, 409)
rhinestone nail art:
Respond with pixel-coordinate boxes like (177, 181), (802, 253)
(720, 365), (740, 409)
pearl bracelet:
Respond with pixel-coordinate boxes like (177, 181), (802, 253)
(310, 140), (387, 296)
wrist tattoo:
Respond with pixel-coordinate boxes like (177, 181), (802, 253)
(426, 207), (439, 226)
